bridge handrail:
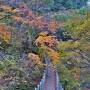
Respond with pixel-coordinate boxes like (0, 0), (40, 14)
(56, 71), (64, 90)
(35, 70), (46, 90)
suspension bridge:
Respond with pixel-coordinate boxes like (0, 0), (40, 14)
(35, 56), (63, 90)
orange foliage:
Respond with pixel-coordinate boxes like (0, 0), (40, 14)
(48, 20), (58, 32)
(35, 32), (59, 47)
(28, 11), (36, 18)
(11, 16), (23, 22)
(0, 25), (11, 43)
(10, 10), (63, 32)
(1, 2), (64, 32)
(46, 47), (60, 64)
(34, 18), (45, 29)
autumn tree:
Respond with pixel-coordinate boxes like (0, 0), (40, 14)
(35, 32), (60, 64)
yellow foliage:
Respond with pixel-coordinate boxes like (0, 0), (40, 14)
(35, 32), (60, 64)
(35, 32), (59, 47)
(0, 24), (11, 43)
(46, 47), (60, 64)
(0, 5), (12, 13)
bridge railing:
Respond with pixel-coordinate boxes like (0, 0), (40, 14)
(35, 55), (50, 90)
(56, 72), (64, 90)
(35, 70), (46, 90)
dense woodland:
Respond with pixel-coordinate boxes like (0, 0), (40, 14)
(0, 0), (90, 90)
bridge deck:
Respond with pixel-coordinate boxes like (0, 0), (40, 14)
(43, 67), (56, 90)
